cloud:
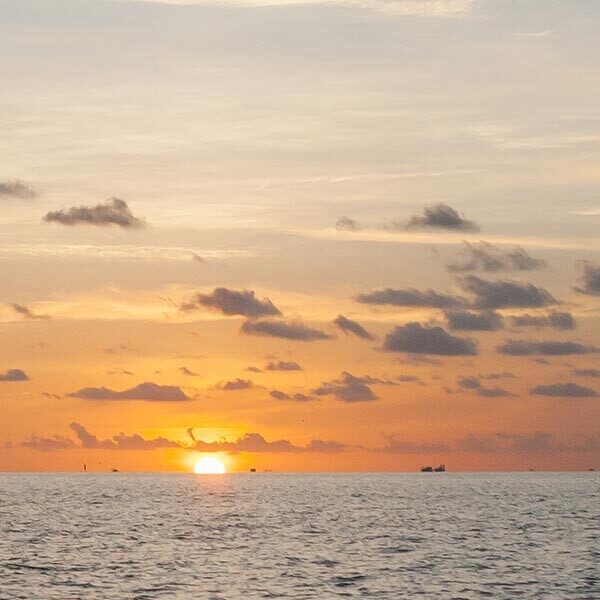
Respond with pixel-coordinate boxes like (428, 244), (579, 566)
(509, 311), (576, 330)
(215, 378), (254, 391)
(67, 382), (191, 402)
(24, 423), (345, 454)
(190, 431), (345, 454)
(179, 366), (198, 376)
(383, 322), (477, 355)
(0, 179), (37, 200)
(180, 287), (281, 318)
(240, 319), (332, 341)
(459, 275), (557, 309)
(573, 261), (600, 296)
(0, 369), (29, 382)
(265, 360), (303, 371)
(333, 314), (374, 340)
(21, 435), (76, 451)
(106, 369), (134, 376)
(336, 216), (360, 232)
(530, 382), (598, 398)
(374, 434), (450, 454)
(403, 203), (479, 232)
(457, 376), (515, 398)
(571, 368), (600, 378)
(444, 310), (504, 331)
(312, 372), (382, 402)
(447, 241), (546, 273)
(9, 303), (50, 320)
(396, 374), (425, 385)
(458, 432), (559, 454)
(497, 339), (598, 356)
(129, 1), (476, 18)
(357, 288), (465, 309)
(43, 198), (145, 228)
(480, 372), (516, 380)
(22, 422), (182, 451)
(269, 390), (314, 402)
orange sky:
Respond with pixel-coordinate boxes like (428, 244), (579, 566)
(1, 0), (599, 472)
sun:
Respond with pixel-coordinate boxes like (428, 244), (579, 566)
(194, 456), (226, 475)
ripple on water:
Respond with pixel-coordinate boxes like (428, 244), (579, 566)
(0, 472), (598, 599)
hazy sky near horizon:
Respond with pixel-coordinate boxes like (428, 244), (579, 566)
(1, 0), (599, 472)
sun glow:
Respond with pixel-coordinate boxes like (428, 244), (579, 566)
(194, 456), (226, 475)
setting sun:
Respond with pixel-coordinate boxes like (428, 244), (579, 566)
(194, 457), (226, 475)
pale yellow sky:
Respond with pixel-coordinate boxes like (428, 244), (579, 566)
(1, 0), (599, 471)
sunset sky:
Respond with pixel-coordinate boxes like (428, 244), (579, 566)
(1, 0), (599, 472)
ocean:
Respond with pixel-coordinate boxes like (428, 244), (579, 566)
(0, 472), (598, 599)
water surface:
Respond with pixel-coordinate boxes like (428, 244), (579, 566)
(0, 473), (598, 598)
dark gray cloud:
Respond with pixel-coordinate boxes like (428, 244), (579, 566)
(571, 368), (600, 378)
(383, 322), (477, 356)
(510, 311), (576, 330)
(312, 372), (380, 402)
(191, 431), (345, 454)
(480, 372), (516, 380)
(357, 288), (466, 309)
(404, 203), (479, 232)
(445, 310), (504, 331)
(106, 369), (134, 376)
(67, 382), (191, 402)
(333, 315), (374, 340)
(44, 197), (145, 228)
(179, 366), (198, 376)
(460, 275), (557, 309)
(573, 261), (600, 296)
(530, 382), (598, 398)
(397, 375), (425, 385)
(0, 369), (29, 382)
(265, 360), (303, 371)
(457, 376), (515, 398)
(497, 339), (598, 356)
(180, 287), (281, 318)
(374, 434), (450, 454)
(269, 390), (314, 402)
(447, 241), (546, 273)
(240, 319), (332, 341)
(215, 378), (254, 391)
(336, 216), (360, 232)
(10, 303), (50, 320)
(0, 179), (37, 200)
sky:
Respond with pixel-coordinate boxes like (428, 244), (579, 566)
(1, 0), (599, 472)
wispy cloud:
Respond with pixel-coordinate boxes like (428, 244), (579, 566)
(126, 0), (476, 18)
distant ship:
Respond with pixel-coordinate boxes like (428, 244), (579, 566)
(421, 464), (446, 472)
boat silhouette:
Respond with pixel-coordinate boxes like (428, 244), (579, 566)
(421, 464), (446, 472)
